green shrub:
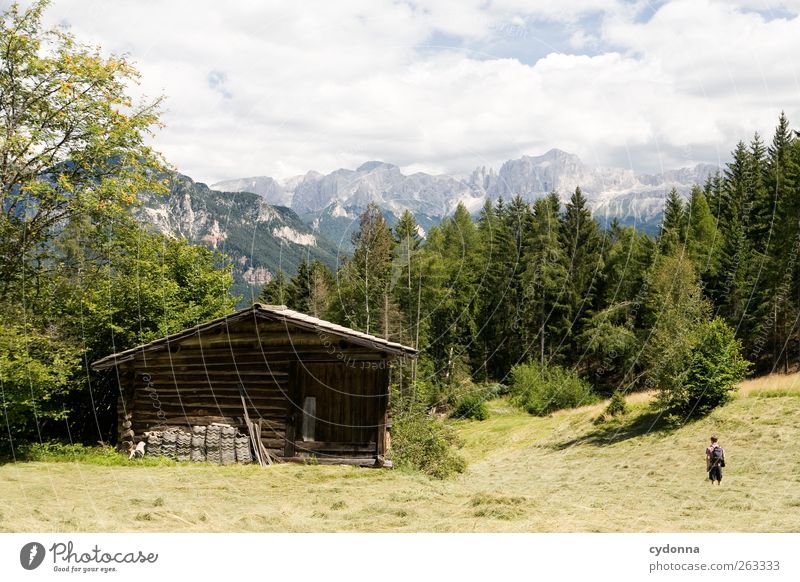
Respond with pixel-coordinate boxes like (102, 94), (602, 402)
(605, 391), (627, 416)
(390, 401), (466, 479)
(453, 392), (489, 420)
(429, 373), (476, 412)
(658, 317), (750, 417)
(451, 382), (502, 420)
(509, 362), (597, 416)
(0, 320), (81, 438)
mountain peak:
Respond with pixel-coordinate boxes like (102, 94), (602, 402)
(521, 148), (582, 165)
(356, 160), (397, 172)
(210, 175), (291, 206)
(543, 147), (574, 157)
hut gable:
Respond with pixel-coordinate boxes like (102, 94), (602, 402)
(92, 303), (416, 369)
(91, 304), (416, 466)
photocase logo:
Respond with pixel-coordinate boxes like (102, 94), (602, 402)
(20, 542), (46, 570)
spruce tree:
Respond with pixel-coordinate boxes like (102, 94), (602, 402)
(422, 204), (481, 389)
(522, 192), (569, 366)
(710, 141), (757, 331)
(579, 218), (656, 392)
(659, 188), (686, 255)
(558, 187), (604, 360)
(330, 203), (396, 337)
(393, 210), (423, 347)
(287, 259), (333, 317)
(685, 186), (718, 276)
(762, 113), (800, 371)
(747, 132), (772, 243)
(259, 269), (289, 305)
(289, 259), (312, 311)
(500, 195), (534, 370)
(704, 171), (725, 224)
(475, 198), (521, 379)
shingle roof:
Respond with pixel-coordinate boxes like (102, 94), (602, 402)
(90, 303), (417, 370)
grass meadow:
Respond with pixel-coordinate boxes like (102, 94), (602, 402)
(2, 374), (800, 532)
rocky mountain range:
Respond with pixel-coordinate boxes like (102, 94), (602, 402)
(213, 149), (720, 239)
(138, 174), (341, 303)
(131, 150), (722, 304)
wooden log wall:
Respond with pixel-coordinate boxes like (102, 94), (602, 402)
(119, 318), (393, 461)
(116, 370), (135, 452)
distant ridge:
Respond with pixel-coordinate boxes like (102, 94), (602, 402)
(213, 148), (719, 236)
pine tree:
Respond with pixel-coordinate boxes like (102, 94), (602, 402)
(724, 141), (752, 228)
(558, 187), (604, 360)
(499, 195), (534, 370)
(579, 219), (657, 392)
(761, 113), (800, 371)
(417, 204), (482, 390)
(331, 203), (396, 337)
(704, 172), (724, 220)
(522, 192), (569, 366)
(598, 223), (655, 306)
(766, 112), (795, 204)
(659, 188), (686, 255)
(393, 210), (422, 346)
(475, 198), (519, 379)
(473, 199), (500, 377)
(289, 259), (312, 310)
(286, 259), (333, 317)
(710, 141), (757, 330)
(736, 133), (773, 363)
(259, 269), (290, 305)
(394, 210), (422, 251)
(685, 186), (718, 276)
(747, 132), (771, 243)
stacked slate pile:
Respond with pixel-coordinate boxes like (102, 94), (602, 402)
(220, 425), (236, 465)
(176, 431), (191, 462)
(205, 424), (222, 464)
(146, 431), (162, 455)
(142, 424), (254, 464)
(161, 429), (178, 459)
(190, 426), (206, 461)
(234, 434), (252, 464)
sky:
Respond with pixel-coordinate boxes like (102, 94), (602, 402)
(6, 0), (800, 184)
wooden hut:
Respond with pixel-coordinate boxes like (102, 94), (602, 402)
(91, 304), (417, 466)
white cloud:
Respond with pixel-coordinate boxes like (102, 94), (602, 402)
(12, 0), (800, 182)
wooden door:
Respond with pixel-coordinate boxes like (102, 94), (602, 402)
(291, 362), (387, 450)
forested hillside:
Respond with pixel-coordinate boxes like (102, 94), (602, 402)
(271, 113), (800, 422)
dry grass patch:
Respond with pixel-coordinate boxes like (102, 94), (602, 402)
(737, 372), (800, 397)
(2, 375), (800, 532)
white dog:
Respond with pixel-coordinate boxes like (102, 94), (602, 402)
(128, 440), (146, 460)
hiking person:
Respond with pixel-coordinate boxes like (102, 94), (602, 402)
(706, 436), (725, 485)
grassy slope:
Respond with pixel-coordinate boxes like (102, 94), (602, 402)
(2, 375), (800, 532)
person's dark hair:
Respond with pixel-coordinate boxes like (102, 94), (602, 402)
(710, 436), (718, 443)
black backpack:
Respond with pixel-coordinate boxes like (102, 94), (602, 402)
(711, 446), (725, 467)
